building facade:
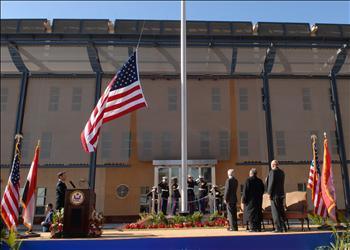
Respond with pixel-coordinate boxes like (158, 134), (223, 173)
(1, 19), (349, 220)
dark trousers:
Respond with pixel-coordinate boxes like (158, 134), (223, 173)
(199, 196), (206, 214)
(160, 198), (168, 215)
(188, 192), (195, 214)
(227, 203), (238, 230)
(172, 198), (179, 215)
(271, 197), (286, 231)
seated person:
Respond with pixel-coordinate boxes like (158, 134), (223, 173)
(41, 203), (54, 232)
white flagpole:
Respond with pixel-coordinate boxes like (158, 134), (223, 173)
(180, 0), (188, 213)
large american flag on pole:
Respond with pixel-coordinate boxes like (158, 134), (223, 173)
(81, 51), (147, 152)
(307, 136), (327, 217)
(1, 135), (22, 230)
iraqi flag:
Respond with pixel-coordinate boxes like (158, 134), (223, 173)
(21, 143), (40, 231)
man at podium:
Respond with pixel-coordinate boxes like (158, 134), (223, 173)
(56, 171), (67, 210)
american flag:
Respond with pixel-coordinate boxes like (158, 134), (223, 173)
(81, 51), (147, 152)
(1, 136), (22, 230)
(307, 139), (327, 217)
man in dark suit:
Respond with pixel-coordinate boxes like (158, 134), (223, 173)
(242, 168), (265, 232)
(41, 203), (54, 232)
(56, 171), (67, 211)
(267, 160), (287, 232)
(224, 169), (238, 231)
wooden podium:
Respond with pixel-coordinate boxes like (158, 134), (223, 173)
(63, 189), (96, 237)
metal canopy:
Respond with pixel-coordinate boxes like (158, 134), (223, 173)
(1, 32), (349, 77)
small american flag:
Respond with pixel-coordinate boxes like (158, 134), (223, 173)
(307, 139), (327, 217)
(81, 51), (147, 152)
(1, 135), (22, 230)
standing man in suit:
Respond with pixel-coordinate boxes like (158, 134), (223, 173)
(224, 169), (238, 231)
(56, 171), (67, 211)
(242, 168), (265, 232)
(267, 160), (287, 232)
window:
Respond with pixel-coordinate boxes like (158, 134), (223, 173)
(168, 87), (177, 111)
(219, 130), (229, 159)
(121, 132), (131, 159)
(101, 132), (112, 159)
(48, 87), (60, 111)
(36, 187), (47, 215)
(1, 87), (8, 111)
(302, 88), (312, 111)
(297, 183), (307, 192)
(21, 133), (31, 160)
(71, 87), (82, 111)
(239, 88), (248, 111)
(140, 186), (150, 213)
(276, 131), (286, 156)
(330, 130), (338, 155)
(239, 131), (248, 156)
(143, 132), (152, 156)
(161, 132), (172, 157)
(212, 88), (221, 111)
(41, 132), (52, 159)
(200, 131), (210, 156)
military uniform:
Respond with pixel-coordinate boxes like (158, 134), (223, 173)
(210, 186), (223, 213)
(197, 178), (208, 214)
(56, 180), (67, 210)
(171, 182), (181, 215)
(187, 177), (197, 214)
(158, 180), (169, 215)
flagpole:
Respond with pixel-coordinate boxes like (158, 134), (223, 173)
(180, 0), (188, 213)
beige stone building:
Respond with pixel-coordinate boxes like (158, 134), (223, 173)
(1, 19), (349, 220)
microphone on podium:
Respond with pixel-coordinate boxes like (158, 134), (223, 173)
(69, 180), (76, 188)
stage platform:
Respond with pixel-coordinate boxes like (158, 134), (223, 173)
(5, 225), (333, 250)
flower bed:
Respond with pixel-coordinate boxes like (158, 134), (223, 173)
(124, 212), (228, 230)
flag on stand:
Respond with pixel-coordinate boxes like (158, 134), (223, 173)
(81, 51), (147, 152)
(21, 141), (40, 231)
(321, 133), (337, 221)
(1, 135), (22, 230)
(307, 135), (327, 217)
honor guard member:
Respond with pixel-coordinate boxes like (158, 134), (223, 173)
(147, 186), (158, 214)
(171, 177), (181, 215)
(187, 175), (197, 214)
(210, 185), (223, 213)
(158, 177), (169, 215)
(56, 171), (67, 211)
(197, 176), (208, 214)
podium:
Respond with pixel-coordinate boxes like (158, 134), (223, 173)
(63, 189), (96, 237)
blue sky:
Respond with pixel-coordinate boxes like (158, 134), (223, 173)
(1, 1), (349, 24)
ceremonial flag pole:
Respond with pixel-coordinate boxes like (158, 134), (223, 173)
(21, 140), (40, 232)
(180, 0), (188, 213)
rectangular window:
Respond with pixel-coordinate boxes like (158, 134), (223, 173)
(48, 87), (60, 111)
(36, 187), (47, 215)
(101, 132), (112, 159)
(143, 132), (152, 156)
(41, 132), (52, 159)
(276, 131), (286, 156)
(239, 88), (248, 111)
(0, 87), (8, 111)
(161, 132), (172, 157)
(121, 132), (131, 159)
(297, 183), (307, 192)
(168, 87), (177, 111)
(212, 88), (221, 111)
(200, 131), (210, 156)
(330, 130), (338, 155)
(239, 131), (248, 156)
(21, 133), (31, 160)
(302, 88), (312, 111)
(219, 130), (229, 159)
(71, 87), (82, 111)
(140, 186), (150, 213)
